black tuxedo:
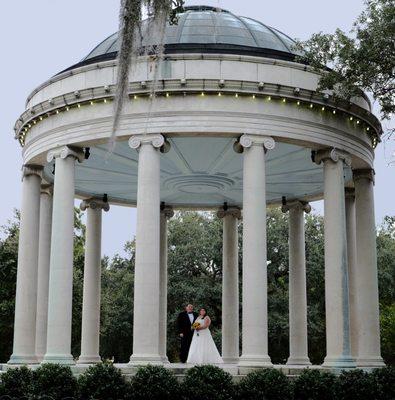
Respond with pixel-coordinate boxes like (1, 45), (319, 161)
(177, 311), (198, 362)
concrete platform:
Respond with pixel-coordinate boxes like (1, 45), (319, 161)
(0, 362), (322, 382)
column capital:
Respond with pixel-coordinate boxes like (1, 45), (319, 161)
(160, 205), (174, 219)
(353, 168), (375, 184)
(345, 187), (356, 199)
(281, 200), (311, 214)
(40, 184), (53, 196)
(80, 198), (110, 212)
(22, 164), (43, 180)
(314, 148), (351, 167)
(128, 134), (170, 153)
(217, 206), (242, 219)
(234, 134), (275, 153)
(47, 146), (85, 163)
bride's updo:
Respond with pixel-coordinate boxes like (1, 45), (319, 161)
(199, 308), (207, 318)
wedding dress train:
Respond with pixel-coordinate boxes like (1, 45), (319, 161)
(186, 317), (223, 364)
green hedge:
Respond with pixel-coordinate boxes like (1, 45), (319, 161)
(0, 364), (393, 400)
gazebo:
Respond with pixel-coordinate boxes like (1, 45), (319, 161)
(9, 5), (384, 371)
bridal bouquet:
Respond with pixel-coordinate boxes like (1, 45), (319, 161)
(192, 322), (201, 330)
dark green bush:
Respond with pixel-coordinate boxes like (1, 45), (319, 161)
(237, 368), (292, 400)
(78, 363), (129, 400)
(129, 365), (181, 400)
(0, 366), (33, 398)
(31, 363), (78, 400)
(335, 369), (374, 400)
(293, 369), (337, 400)
(371, 366), (395, 400)
(182, 365), (234, 400)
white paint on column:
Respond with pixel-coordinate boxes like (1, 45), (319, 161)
(219, 208), (240, 364)
(283, 202), (311, 366)
(316, 149), (355, 369)
(78, 199), (108, 364)
(43, 146), (84, 365)
(129, 135), (164, 365)
(9, 166), (42, 365)
(159, 207), (173, 363)
(238, 134), (274, 367)
(345, 189), (358, 360)
(353, 170), (384, 368)
(35, 186), (53, 362)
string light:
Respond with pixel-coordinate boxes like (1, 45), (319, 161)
(16, 93), (379, 148)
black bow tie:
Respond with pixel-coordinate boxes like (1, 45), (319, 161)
(188, 312), (193, 314)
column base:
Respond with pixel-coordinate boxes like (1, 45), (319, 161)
(77, 355), (102, 364)
(42, 354), (75, 365)
(322, 355), (356, 370)
(8, 354), (38, 365)
(129, 354), (163, 366)
(356, 356), (385, 368)
(222, 357), (240, 364)
(238, 354), (272, 368)
(286, 356), (312, 366)
(161, 356), (170, 364)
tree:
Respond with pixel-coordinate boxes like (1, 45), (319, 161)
(295, 0), (394, 130)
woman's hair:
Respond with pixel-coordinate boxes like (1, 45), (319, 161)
(199, 308), (207, 317)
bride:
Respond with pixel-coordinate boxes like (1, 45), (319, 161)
(187, 308), (223, 364)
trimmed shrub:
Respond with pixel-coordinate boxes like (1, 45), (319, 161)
(182, 365), (234, 400)
(0, 366), (33, 398)
(78, 363), (129, 400)
(335, 369), (374, 400)
(129, 365), (181, 400)
(237, 368), (292, 400)
(31, 363), (78, 400)
(293, 369), (337, 400)
(371, 366), (395, 400)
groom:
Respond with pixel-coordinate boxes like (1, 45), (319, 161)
(177, 304), (198, 363)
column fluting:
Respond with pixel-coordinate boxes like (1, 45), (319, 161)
(353, 169), (384, 367)
(282, 200), (311, 366)
(159, 205), (174, 363)
(129, 134), (166, 364)
(78, 198), (109, 364)
(315, 148), (355, 369)
(237, 134), (274, 367)
(35, 184), (53, 362)
(9, 165), (43, 365)
(43, 146), (84, 365)
(218, 206), (241, 364)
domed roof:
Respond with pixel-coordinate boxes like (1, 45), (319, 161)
(70, 6), (300, 71)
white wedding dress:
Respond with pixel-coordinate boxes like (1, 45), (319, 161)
(186, 317), (223, 364)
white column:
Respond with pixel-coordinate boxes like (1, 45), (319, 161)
(237, 134), (274, 367)
(43, 146), (84, 365)
(35, 184), (53, 362)
(159, 205), (174, 363)
(345, 188), (358, 360)
(9, 165), (43, 364)
(78, 198), (109, 364)
(129, 134), (166, 364)
(218, 206), (241, 364)
(282, 201), (311, 366)
(353, 169), (384, 367)
(315, 149), (355, 369)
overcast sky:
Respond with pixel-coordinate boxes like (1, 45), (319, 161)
(1, 0), (394, 258)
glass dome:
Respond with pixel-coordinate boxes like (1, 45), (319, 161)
(75, 6), (299, 70)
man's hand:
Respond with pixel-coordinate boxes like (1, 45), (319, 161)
(179, 333), (184, 338)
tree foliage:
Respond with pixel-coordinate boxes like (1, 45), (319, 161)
(295, 0), (394, 127)
(0, 209), (393, 365)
